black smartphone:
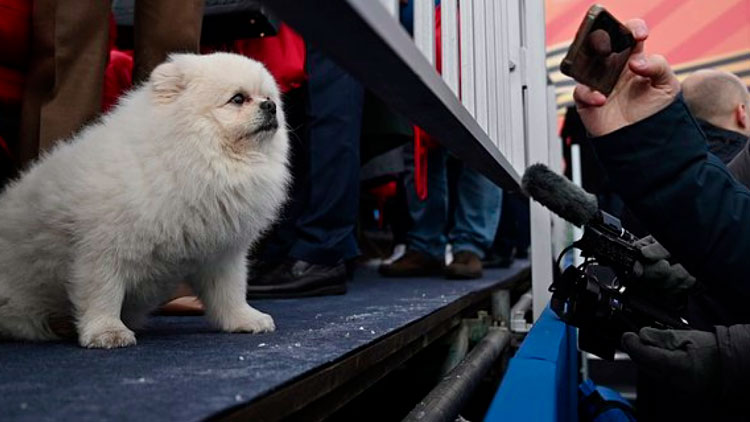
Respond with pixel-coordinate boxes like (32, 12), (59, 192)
(560, 4), (636, 95)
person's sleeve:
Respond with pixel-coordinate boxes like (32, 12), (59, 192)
(727, 141), (750, 189)
(715, 324), (750, 408)
(590, 96), (750, 297)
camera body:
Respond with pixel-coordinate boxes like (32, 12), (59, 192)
(549, 211), (690, 360)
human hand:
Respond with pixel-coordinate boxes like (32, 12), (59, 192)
(632, 235), (696, 292)
(621, 327), (720, 398)
(574, 19), (681, 137)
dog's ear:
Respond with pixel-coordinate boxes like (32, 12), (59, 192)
(151, 61), (184, 104)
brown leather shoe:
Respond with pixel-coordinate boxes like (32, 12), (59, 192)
(445, 251), (483, 279)
(379, 249), (445, 277)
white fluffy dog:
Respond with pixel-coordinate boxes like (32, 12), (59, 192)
(0, 53), (289, 348)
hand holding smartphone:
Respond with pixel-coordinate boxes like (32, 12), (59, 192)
(560, 4), (636, 96)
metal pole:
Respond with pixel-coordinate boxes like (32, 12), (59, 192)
(402, 328), (511, 422)
(510, 290), (533, 333)
(491, 290), (511, 327)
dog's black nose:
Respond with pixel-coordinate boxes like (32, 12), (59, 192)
(260, 100), (276, 114)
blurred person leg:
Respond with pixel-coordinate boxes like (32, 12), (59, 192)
(133, 0), (205, 312)
(445, 166), (501, 279)
(247, 48), (364, 298)
(132, 0), (204, 84)
(485, 191), (529, 268)
(508, 193), (530, 259)
(379, 145), (447, 277)
(19, 0), (110, 165)
(290, 48), (363, 266)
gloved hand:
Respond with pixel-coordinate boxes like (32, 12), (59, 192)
(621, 327), (720, 398)
(632, 235), (696, 292)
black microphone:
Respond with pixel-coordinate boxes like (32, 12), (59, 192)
(521, 163), (599, 227)
(522, 162), (639, 273)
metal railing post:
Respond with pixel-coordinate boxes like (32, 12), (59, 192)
(522, 0), (554, 320)
(378, 0), (399, 17)
(414, 0), (436, 65)
(440, 0), (459, 95)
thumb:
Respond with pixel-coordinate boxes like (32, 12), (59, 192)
(639, 327), (686, 349)
(640, 240), (670, 261)
(629, 53), (677, 88)
(621, 332), (642, 354)
(620, 331), (674, 368)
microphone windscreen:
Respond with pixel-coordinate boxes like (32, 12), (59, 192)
(522, 163), (599, 227)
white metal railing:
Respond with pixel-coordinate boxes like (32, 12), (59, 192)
(414, 0), (435, 65)
(382, 0), (554, 320)
(441, 0), (459, 95)
(407, 0), (534, 176)
(378, 0), (399, 17)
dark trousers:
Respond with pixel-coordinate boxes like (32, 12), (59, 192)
(19, 0), (204, 165)
(258, 48), (364, 266)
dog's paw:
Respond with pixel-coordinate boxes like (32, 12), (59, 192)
(80, 327), (137, 349)
(221, 307), (276, 334)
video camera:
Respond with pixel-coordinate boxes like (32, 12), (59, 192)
(550, 211), (690, 360)
(522, 164), (690, 360)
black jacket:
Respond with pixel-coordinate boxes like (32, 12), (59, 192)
(590, 96), (750, 327)
(729, 130), (750, 188)
(716, 324), (750, 411)
(590, 97), (750, 417)
(699, 119), (748, 165)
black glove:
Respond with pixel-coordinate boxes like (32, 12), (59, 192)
(632, 235), (696, 292)
(621, 327), (720, 398)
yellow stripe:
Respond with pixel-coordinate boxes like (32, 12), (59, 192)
(673, 49), (750, 71)
(549, 70), (571, 84)
(551, 51), (750, 110)
(675, 61), (750, 81)
(547, 48), (750, 73)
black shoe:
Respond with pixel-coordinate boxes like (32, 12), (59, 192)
(247, 259), (348, 299)
(482, 251), (515, 269)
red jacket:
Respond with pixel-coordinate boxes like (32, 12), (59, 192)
(104, 24), (307, 111)
(231, 24), (306, 94)
(0, 0), (31, 105)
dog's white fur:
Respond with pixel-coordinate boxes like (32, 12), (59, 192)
(0, 53), (289, 348)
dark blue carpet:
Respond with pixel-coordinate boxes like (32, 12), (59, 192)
(0, 262), (527, 422)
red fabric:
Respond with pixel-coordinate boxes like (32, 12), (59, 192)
(0, 66), (25, 105)
(0, 0), (31, 105)
(101, 24), (307, 112)
(0, 135), (11, 157)
(102, 49), (134, 112)
(414, 127), (430, 200)
(368, 181), (398, 228)
(369, 180), (397, 199)
(232, 24), (306, 93)
(0, 0), (31, 70)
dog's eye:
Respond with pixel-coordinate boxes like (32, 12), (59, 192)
(229, 93), (246, 105)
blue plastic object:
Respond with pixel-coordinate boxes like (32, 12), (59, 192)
(579, 379), (636, 422)
(484, 306), (578, 422)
